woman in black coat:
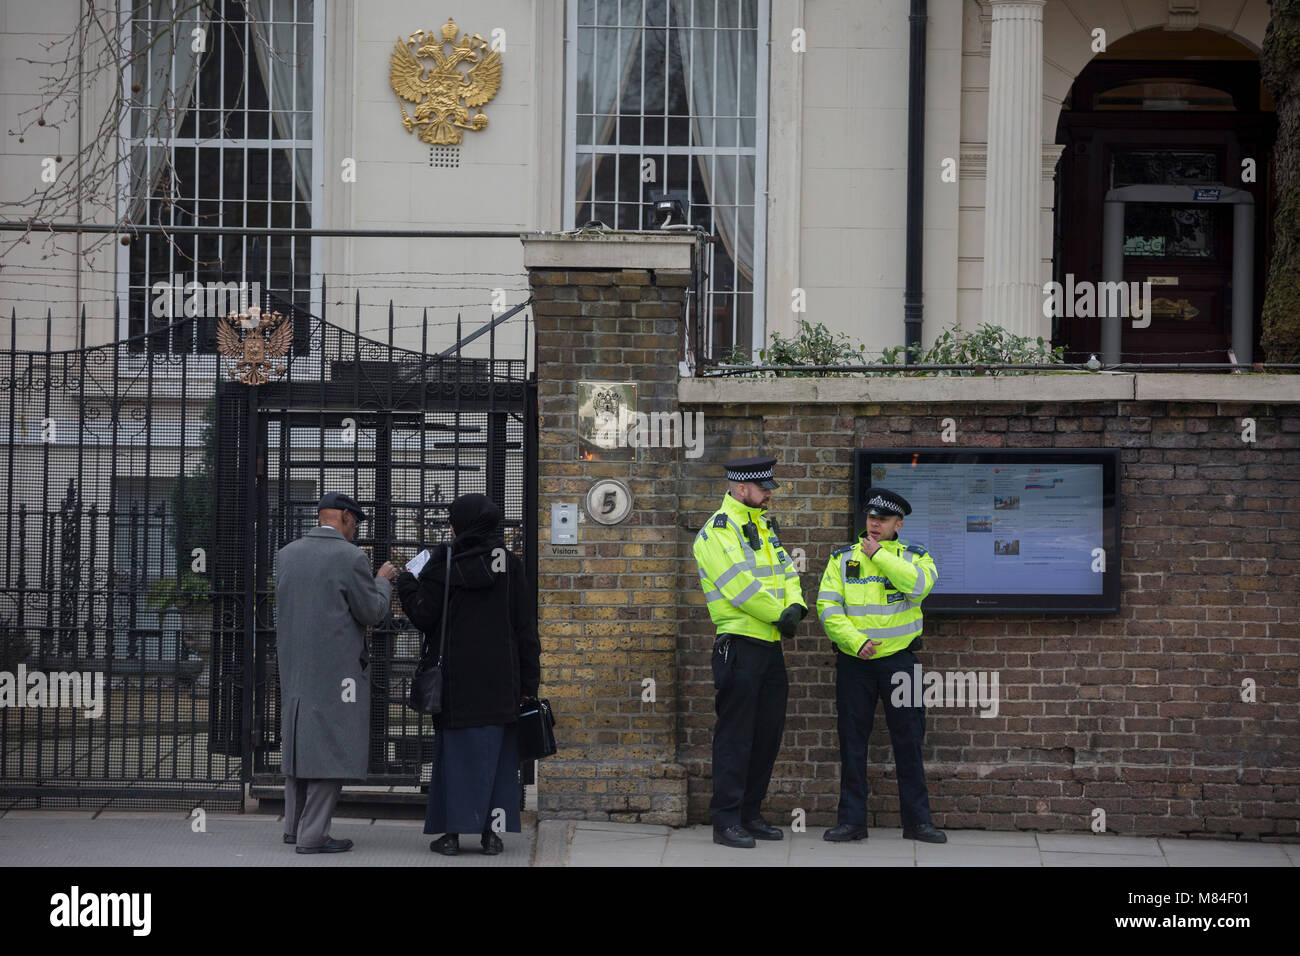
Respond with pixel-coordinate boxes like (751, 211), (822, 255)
(394, 493), (541, 856)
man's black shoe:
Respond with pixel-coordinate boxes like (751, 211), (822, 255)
(713, 825), (756, 848)
(903, 823), (947, 843)
(295, 837), (353, 854)
(823, 823), (869, 842)
(741, 817), (784, 840)
(481, 832), (503, 855)
(283, 833), (296, 845)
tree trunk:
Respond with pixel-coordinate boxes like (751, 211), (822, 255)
(1262, 0), (1300, 364)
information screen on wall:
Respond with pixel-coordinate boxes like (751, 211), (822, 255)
(854, 448), (1121, 613)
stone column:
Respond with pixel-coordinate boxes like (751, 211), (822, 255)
(520, 231), (695, 824)
(981, 0), (1046, 337)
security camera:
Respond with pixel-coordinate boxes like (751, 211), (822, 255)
(651, 194), (691, 230)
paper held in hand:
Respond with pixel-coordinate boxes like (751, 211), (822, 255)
(405, 549), (432, 578)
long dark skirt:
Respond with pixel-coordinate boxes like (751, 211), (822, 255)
(424, 723), (521, 835)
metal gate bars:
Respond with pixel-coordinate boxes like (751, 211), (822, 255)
(0, 296), (534, 811)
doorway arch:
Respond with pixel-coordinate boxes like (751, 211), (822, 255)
(1050, 27), (1275, 362)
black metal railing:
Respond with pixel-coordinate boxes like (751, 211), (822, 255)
(1, 288), (535, 810)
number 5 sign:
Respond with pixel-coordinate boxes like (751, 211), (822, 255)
(585, 478), (633, 525)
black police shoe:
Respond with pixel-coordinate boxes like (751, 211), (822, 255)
(282, 833), (296, 845)
(741, 816), (784, 840)
(903, 823), (948, 843)
(295, 837), (353, 854)
(823, 823), (869, 842)
(713, 824), (756, 848)
(481, 832), (503, 855)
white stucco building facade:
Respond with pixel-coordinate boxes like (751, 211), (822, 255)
(0, 0), (1278, 364)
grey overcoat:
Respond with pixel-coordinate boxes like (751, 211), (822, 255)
(275, 526), (392, 779)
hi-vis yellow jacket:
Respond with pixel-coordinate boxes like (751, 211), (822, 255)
(817, 536), (938, 659)
(693, 493), (805, 642)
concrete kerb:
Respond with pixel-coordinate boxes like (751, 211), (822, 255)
(533, 819), (574, 867)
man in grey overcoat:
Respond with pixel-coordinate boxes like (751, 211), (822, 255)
(275, 492), (398, 854)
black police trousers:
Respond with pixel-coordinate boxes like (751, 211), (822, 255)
(835, 647), (933, 829)
(709, 634), (788, 828)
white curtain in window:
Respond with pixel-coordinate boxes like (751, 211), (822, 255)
(575, 18), (642, 215)
(671, 1), (754, 284)
(247, 0), (313, 204)
(128, 0), (212, 222)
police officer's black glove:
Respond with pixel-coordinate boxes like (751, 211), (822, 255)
(777, 605), (802, 638)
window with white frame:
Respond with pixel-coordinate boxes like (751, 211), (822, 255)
(566, 0), (768, 361)
(122, 0), (317, 354)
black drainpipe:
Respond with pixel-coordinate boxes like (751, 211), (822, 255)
(903, 0), (928, 361)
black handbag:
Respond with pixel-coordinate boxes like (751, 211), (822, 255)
(517, 697), (557, 762)
(407, 545), (452, 715)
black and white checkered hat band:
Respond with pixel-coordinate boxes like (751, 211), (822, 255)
(727, 468), (772, 481)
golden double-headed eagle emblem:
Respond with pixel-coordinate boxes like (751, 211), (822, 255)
(217, 306), (291, 386)
(389, 17), (502, 146)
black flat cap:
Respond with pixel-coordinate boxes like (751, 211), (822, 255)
(317, 492), (368, 522)
(863, 487), (911, 518)
(725, 456), (779, 490)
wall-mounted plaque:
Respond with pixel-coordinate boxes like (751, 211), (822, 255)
(577, 381), (637, 461)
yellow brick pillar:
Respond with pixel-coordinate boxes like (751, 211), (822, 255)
(521, 232), (695, 824)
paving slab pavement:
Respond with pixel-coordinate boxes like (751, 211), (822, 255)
(1, 813), (1295, 867)
(1157, 840), (1293, 868)
(1040, 852), (1166, 867)
(0, 813), (534, 866)
(1036, 833), (1165, 856)
(549, 822), (1298, 867)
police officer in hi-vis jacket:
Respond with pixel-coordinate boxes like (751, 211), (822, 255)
(693, 456), (807, 849)
(817, 487), (947, 844)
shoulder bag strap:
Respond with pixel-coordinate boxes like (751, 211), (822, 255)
(502, 545), (511, 631)
(435, 544), (452, 666)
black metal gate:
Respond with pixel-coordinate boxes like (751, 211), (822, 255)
(0, 297), (534, 810)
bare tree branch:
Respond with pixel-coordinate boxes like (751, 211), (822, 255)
(0, 0), (239, 273)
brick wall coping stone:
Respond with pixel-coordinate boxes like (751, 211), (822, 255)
(521, 231), (696, 270)
(678, 373), (1300, 405)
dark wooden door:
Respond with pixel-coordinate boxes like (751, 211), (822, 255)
(1053, 59), (1274, 364)
(1119, 195), (1232, 361)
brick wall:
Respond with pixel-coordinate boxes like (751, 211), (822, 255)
(677, 400), (1299, 838)
(526, 241), (1299, 840)
(528, 263), (691, 824)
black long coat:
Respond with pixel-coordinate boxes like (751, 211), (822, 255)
(395, 537), (540, 729)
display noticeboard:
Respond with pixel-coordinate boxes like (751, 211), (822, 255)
(854, 448), (1122, 614)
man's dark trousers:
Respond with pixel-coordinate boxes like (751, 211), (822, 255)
(710, 634), (788, 828)
(834, 647), (933, 829)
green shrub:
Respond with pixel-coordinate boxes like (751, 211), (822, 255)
(719, 321), (1066, 376)
(146, 570), (212, 613)
(896, 322), (1067, 375)
(718, 319), (868, 376)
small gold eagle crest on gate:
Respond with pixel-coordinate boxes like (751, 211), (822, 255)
(217, 306), (291, 386)
(389, 17), (502, 146)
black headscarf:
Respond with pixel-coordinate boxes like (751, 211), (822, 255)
(448, 493), (503, 554)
